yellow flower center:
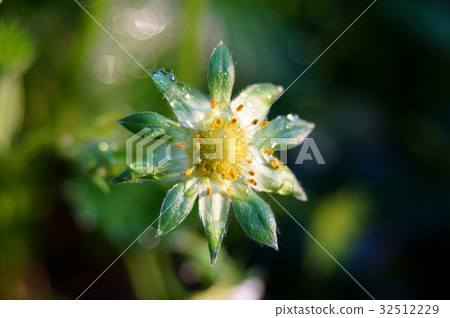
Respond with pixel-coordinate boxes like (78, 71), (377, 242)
(195, 117), (249, 180)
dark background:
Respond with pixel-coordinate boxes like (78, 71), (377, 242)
(0, 0), (449, 299)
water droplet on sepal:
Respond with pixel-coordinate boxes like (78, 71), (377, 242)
(286, 114), (298, 122)
(160, 68), (177, 81)
(138, 227), (160, 249)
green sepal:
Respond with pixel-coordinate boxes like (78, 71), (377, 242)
(118, 112), (189, 141)
(110, 143), (190, 184)
(232, 188), (278, 250)
(208, 41), (235, 106)
(157, 178), (198, 236)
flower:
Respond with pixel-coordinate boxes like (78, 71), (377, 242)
(112, 41), (314, 266)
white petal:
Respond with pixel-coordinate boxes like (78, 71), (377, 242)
(252, 114), (314, 150)
(241, 152), (307, 201)
(198, 179), (231, 265)
(152, 69), (211, 129)
(230, 84), (283, 133)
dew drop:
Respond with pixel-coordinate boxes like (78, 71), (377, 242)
(281, 180), (294, 192)
(285, 123), (294, 130)
(161, 69), (177, 81)
(270, 141), (279, 149)
(287, 114), (298, 122)
(184, 120), (194, 128)
(138, 227), (160, 249)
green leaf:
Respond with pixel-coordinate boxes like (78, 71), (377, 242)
(157, 178), (198, 235)
(232, 189), (278, 249)
(253, 114), (314, 150)
(208, 41), (235, 106)
(151, 69), (211, 129)
(198, 182), (230, 266)
(110, 143), (190, 183)
(230, 84), (283, 127)
(118, 112), (189, 141)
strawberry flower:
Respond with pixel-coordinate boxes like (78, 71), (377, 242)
(112, 41), (314, 265)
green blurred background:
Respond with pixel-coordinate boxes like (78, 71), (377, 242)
(1, 0), (449, 299)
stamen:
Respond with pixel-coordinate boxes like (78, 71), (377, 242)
(210, 99), (216, 109)
(260, 120), (269, 128)
(177, 142), (186, 148)
(245, 158), (252, 164)
(251, 119), (259, 126)
(247, 141), (254, 146)
(195, 119), (249, 181)
(206, 187), (212, 196)
(270, 158), (281, 169)
(248, 170), (255, 176)
(236, 104), (244, 112)
(184, 168), (193, 176)
(264, 149), (274, 154)
(226, 188), (232, 197)
(247, 178), (258, 186)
